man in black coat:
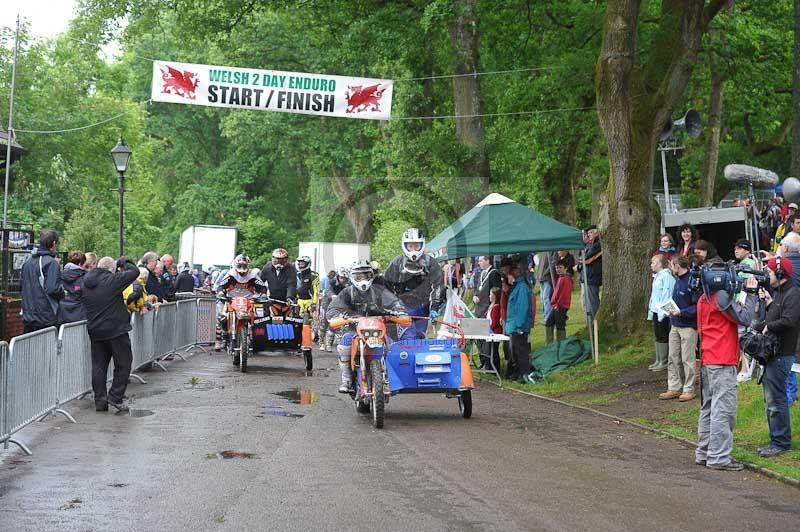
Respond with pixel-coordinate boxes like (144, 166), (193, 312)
(174, 262), (196, 293)
(82, 256), (139, 412)
(21, 229), (63, 333)
(473, 255), (502, 318)
(757, 257), (800, 458)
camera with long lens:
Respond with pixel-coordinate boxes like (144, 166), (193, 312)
(688, 261), (769, 295)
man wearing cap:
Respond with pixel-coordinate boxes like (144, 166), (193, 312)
(773, 204), (798, 252)
(756, 257), (800, 457)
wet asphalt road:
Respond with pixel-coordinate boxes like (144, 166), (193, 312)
(0, 347), (798, 532)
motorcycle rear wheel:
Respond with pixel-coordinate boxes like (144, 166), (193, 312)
(370, 360), (385, 429)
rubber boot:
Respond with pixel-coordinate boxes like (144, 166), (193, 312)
(338, 360), (352, 393)
(545, 326), (554, 345)
(647, 342), (660, 370)
(556, 328), (566, 342)
(650, 342), (669, 372)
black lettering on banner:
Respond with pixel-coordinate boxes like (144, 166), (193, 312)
(323, 94), (334, 112)
(253, 88), (263, 107)
(208, 85), (218, 103)
(220, 85), (230, 102)
(291, 92), (305, 110)
(277, 91), (287, 108)
(229, 86), (240, 105)
(241, 88), (252, 107)
(264, 90), (274, 108)
(311, 93), (322, 111)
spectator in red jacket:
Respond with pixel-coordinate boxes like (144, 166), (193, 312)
(485, 287), (502, 371)
(545, 261), (573, 344)
(695, 275), (759, 471)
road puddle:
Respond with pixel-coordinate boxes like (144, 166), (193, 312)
(257, 406), (304, 418)
(205, 450), (257, 459)
(127, 409), (155, 417)
(274, 389), (318, 405)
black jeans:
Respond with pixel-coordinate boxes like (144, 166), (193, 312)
(91, 333), (133, 406)
(511, 332), (531, 377)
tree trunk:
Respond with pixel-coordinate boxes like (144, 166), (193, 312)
(792, 0), (800, 175)
(700, 71), (725, 206)
(595, 0), (725, 333)
(546, 135), (595, 225)
(448, 0), (490, 186)
(328, 169), (373, 243)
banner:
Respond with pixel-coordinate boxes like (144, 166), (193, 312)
(151, 60), (393, 120)
(437, 288), (474, 339)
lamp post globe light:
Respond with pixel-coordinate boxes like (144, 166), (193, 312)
(110, 137), (132, 256)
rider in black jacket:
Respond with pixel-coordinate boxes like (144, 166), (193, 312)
(259, 248), (298, 304)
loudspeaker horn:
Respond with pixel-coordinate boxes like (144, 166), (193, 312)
(658, 109), (702, 142)
(673, 108), (702, 138)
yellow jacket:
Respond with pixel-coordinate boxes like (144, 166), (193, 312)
(123, 281), (149, 313)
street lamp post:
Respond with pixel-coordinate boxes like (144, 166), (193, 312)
(110, 137), (132, 257)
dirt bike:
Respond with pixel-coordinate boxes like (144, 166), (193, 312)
(224, 293), (269, 373)
(330, 311), (411, 428)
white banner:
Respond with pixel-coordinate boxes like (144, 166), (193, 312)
(151, 60), (393, 120)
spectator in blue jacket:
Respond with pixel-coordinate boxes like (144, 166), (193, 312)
(647, 254), (676, 372)
(504, 263), (533, 384)
(660, 254), (699, 401)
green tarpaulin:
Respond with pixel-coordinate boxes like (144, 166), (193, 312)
(428, 193), (584, 260)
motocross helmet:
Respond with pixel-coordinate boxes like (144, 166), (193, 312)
(296, 255), (311, 272)
(234, 254), (251, 275)
(348, 259), (374, 292)
(402, 228), (425, 262)
(272, 248), (289, 270)
(337, 266), (349, 278)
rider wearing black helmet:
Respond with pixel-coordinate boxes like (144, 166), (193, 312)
(327, 259), (407, 393)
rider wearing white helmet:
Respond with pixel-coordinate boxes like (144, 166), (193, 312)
(213, 254), (267, 350)
(327, 259), (406, 393)
(383, 228), (445, 339)
(295, 255), (320, 322)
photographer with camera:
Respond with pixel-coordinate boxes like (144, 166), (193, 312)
(754, 257), (799, 457)
(695, 266), (759, 471)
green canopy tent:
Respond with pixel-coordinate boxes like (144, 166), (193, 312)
(428, 193), (584, 260)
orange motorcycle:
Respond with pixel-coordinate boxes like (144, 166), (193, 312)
(224, 294), (269, 372)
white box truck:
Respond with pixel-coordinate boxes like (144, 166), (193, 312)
(178, 225), (238, 271)
(298, 242), (371, 275)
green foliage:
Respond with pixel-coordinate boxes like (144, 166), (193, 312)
(0, 0), (794, 271)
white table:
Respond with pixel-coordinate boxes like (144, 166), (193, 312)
(439, 332), (510, 386)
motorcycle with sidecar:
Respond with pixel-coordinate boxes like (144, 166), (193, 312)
(329, 311), (473, 428)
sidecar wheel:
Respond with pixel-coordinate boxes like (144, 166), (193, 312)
(458, 390), (472, 419)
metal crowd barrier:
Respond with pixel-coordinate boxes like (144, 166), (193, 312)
(57, 322), (92, 407)
(0, 296), (210, 456)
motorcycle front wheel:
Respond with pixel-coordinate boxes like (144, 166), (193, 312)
(370, 360), (385, 429)
(238, 327), (249, 373)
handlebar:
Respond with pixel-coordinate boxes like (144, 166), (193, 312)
(328, 313), (412, 330)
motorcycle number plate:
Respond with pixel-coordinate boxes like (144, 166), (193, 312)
(422, 365), (443, 373)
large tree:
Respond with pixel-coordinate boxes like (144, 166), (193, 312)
(595, 0), (728, 333)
